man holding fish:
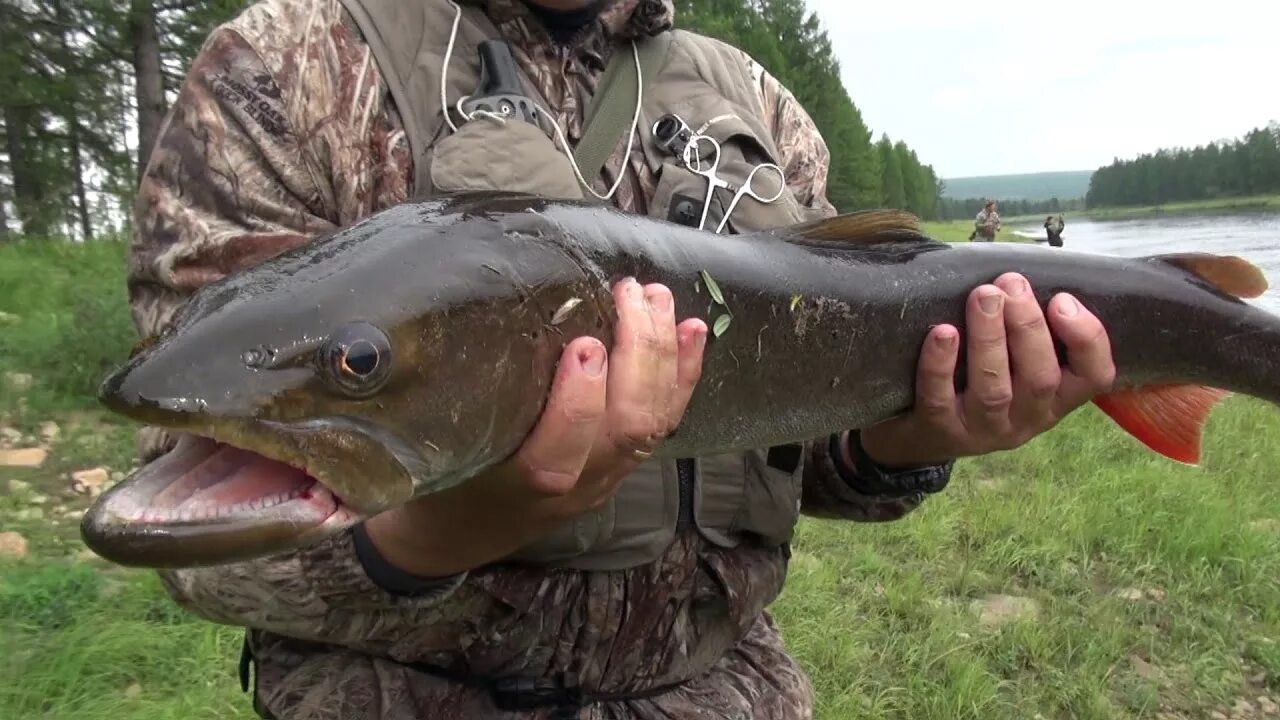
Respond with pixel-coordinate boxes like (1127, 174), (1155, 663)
(101, 0), (1254, 718)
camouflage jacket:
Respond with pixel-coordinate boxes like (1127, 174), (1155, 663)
(131, 1), (932, 717)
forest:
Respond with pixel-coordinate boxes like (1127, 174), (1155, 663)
(1085, 123), (1280, 208)
(0, 0), (947, 242)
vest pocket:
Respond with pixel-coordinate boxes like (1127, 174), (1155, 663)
(647, 119), (807, 235)
(428, 119), (584, 200)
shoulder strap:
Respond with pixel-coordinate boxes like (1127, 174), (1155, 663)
(572, 32), (672, 194)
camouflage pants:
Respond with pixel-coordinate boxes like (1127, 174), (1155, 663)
(247, 611), (815, 720)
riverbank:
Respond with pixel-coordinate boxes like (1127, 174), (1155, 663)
(1079, 194), (1280, 221)
(3, 240), (1280, 719)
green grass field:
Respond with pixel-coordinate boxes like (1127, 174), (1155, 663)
(3, 238), (1279, 719)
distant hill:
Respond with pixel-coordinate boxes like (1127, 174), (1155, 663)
(941, 170), (1092, 202)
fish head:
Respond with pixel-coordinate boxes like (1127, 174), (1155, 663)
(82, 201), (559, 568)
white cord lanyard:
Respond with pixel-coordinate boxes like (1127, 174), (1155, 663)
(440, 0), (642, 202)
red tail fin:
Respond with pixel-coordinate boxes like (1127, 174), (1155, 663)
(1092, 385), (1230, 465)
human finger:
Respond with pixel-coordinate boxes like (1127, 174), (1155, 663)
(994, 273), (1061, 428)
(961, 285), (1014, 437)
(603, 278), (665, 454)
(642, 283), (680, 433)
(1047, 293), (1117, 414)
(665, 318), (709, 433)
(511, 337), (608, 496)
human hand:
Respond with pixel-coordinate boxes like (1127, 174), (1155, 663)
(497, 277), (708, 521)
(857, 272), (1117, 469)
(363, 278), (707, 577)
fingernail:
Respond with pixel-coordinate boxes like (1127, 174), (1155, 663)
(1007, 278), (1028, 297)
(1059, 296), (1080, 317)
(935, 330), (957, 348)
(646, 287), (672, 313)
(696, 326), (707, 349)
(979, 290), (1003, 315)
(581, 345), (605, 376)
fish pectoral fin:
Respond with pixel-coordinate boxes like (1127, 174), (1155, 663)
(784, 209), (929, 248)
(1150, 253), (1269, 299)
(1092, 384), (1231, 465)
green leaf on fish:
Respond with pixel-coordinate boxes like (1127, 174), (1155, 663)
(790, 294), (801, 312)
(700, 270), (726, 307)
(713, 313), (732, 337)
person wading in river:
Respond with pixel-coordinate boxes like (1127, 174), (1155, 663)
(128, 0), (1119, 717)
(1045, 214), (1066, 247)
(972, 199), (1002, 241)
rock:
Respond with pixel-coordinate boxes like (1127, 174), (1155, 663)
(1115, 587), (1147, 602)
(8, 478), (31, 494)
(13, 507), (44, 521)
(0, 426), (22, 446)
(4, 372), (33, 392)
(1252, 519), (1280, 534)
(124, 683), (142, 700)
(1130, 654), (1163, 681)
(0, 310), (19, 324)
(38, 421), (59, 444)
(1115, 587), (1145, 601)
(0, 447), (47, 467)
(1212, 711), (1230, 720)
(60, 508), (83, 520)
(110, 471), (125, 483)
(29, 493), (48, 504)
(71, 467), (110, 497)
(1259, 696), (1278, 715)
(1234, 699), (1258, 718)
(971, 594), (1040, 627)
(0, 531), (28, 560)
(1114, 587), (1167, 603)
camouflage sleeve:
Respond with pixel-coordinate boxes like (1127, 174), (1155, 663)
(129, 0), (442, 631)
(129, 20), (330, 463)
(754, 69), (937, 523)
(754, 65), (838, 219)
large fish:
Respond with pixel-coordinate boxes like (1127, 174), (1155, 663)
(83, 192), (1278, 568)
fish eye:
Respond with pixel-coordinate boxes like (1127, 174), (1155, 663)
(320, 322), (392, 397)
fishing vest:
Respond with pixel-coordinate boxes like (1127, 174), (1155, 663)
(337, 0), (829, 570)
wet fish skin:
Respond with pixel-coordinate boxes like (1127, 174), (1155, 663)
(83, 192), (1280, 568)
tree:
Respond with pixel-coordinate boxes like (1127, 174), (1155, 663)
(1086, 123), (1280, 208)
(877, 135), (906, 209)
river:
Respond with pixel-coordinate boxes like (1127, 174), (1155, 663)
(1010, 212), (1280, 315)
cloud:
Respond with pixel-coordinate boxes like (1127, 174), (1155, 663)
(803, 0), (1280, 177)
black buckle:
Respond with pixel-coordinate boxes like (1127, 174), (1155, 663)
(491, 671), (583, 712)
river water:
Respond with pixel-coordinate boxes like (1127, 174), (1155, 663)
(1010, 212), (1280, 315)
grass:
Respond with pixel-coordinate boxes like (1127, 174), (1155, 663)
(920, 220), (1037, 244)
(3, 238), (1279, 719)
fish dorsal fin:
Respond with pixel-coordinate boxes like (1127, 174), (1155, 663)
(784, 209), (930, 248)
(1151, 253), (1268, 299)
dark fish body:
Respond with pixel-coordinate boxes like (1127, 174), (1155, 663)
(83, 192), (1280, 568)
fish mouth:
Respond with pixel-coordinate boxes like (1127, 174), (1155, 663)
(81, 418), (419, 568)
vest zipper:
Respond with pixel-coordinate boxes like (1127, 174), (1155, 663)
(676, 459), (695, 528)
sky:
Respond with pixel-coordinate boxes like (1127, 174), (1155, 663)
(803, 0), (1280, 179)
